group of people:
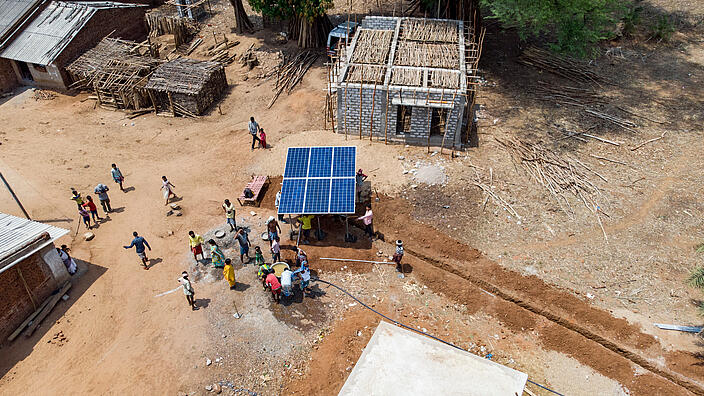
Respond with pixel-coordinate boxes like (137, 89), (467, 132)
(258, 247), (311, 303)
(71, 164), (124, 230)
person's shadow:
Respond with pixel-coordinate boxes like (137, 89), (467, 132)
(195, 298), (211, 309)
(146, 258), (163, 269)
(234, 282), (250, 292)
(123, 186), (135, 193)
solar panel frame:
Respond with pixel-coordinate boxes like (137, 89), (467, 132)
(278, 146), (357, 215)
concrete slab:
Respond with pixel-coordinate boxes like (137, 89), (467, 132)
(338, 321), (527, 396)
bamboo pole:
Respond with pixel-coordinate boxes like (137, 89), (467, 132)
(440, 90), (457, 154)
(358, 83), (363, 139)
(425, 91), (432, 152)
(369, 79), (378, 141)
(343, 80), (349, 140)
(384, 88), (390, 145)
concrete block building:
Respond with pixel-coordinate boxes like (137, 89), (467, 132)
(332, 17), (481, 149)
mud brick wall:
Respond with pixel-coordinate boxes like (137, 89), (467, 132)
(0, 249), (55, 341)
(336, 86), (465, 147)
(0, 59), (18, 93)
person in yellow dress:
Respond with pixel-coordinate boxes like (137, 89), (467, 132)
(223, 258), (236, 290)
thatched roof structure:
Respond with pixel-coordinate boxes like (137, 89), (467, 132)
(145, 58), (223, 95)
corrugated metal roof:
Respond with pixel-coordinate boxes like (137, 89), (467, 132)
(0, 0), (44, 44)
(0, 212), (69, 266)
(0, 1), (144, 65)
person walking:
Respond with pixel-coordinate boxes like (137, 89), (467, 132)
(209, 239), (225, 268)
(223, 258), (236, 290)
(358, 205), (374, 240)
(235, 227), (251, 264)
(393, 239), (404, 273)
(78, 205), (92, 229)
(161, 176), (176, 205)
(178, 272), (197, 310)
(271, 236), (281, 263)
(266, 216), (281, 246)
(111, 163), (125, 192)
(259, 128), (267, 149)
(94, 183), (112, 214)
(188, 231), (205, 261)
(123, 231), (152, 269)
(70, 188), (84, 209)
(222, 199), (236, 232)
(82, 195), (102, 222)
(248, 116), (260, 150)
(297, 214), (314, 244)
(57, 245), (77, 275)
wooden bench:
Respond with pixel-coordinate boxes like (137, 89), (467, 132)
(238, 175), (269, 207)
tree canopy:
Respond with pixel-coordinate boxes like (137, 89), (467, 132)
(411, 0), (624, 58)
(481, 0), (623, 57)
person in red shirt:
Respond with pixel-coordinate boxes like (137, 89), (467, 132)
(82, 195), (102, 222)
(265, 272), (282, 303)
(259, 128), (267, 149)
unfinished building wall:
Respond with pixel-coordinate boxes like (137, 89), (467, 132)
(361, 16), (398, 30)
(337, 86), (465, 147)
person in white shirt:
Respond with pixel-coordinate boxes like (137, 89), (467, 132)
(281, 268), (294, 298)
(248, 117), (260, 150)
(178, 272), (196, 310)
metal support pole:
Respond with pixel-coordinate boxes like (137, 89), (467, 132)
(0, 172), (30, 219)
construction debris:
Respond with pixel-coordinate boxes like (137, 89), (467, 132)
(268, 50), (318, 108)
(32, 89), (56, 100)
(67, 37), (161, 111)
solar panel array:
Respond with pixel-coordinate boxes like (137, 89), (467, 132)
(278, 146), (357, 215)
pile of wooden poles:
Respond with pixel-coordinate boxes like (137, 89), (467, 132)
(496, 137), (604, 215)
(146, 13), (194, 48)
(268, 50), (318, 108)
(518, 46), (609, 86)
(534, 81), (639, 132)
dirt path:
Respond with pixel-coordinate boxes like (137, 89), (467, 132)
(372, 197), (704, 395)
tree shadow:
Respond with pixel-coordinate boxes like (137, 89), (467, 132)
(0, 258), (108, 379)
(35, 218), (73, 224)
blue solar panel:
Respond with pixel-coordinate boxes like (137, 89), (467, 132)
(330, 178), (356, 213)
(279, 179), (306, 214)
(308, 147), (333, 178)
(284, 147), (310, 178)
(332, 146), (356, 177)
(304, 179), (331, 213)
(279, 146), (356, 215)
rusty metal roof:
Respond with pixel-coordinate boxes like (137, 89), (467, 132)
(0, 212), (69, 271)
(0, 0), (45, 48)
(0, 1), (144, 65)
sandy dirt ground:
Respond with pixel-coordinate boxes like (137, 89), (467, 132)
(1, 0), (704, 395)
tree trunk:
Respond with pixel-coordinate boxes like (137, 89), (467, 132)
(229, 0), (253, 33)
(291, 14), (332, 48)
(406, 0), (481, 32)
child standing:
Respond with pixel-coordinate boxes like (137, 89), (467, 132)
(82, 195), (102, 222)
(223, 258), (236, 290)
(393, 240), (404, 273)
(254, 246), (265, 266)
(271, 236), (281, 263)
(78, 205), (91, 229)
